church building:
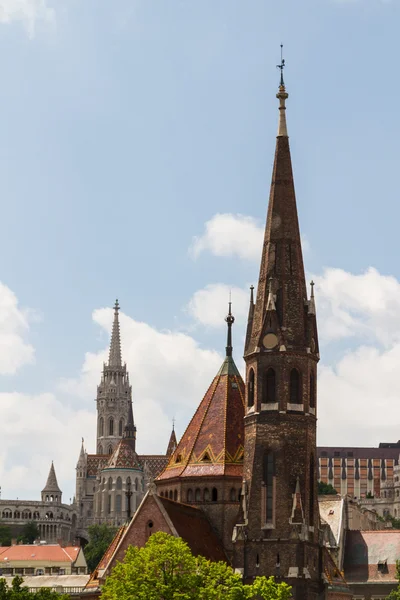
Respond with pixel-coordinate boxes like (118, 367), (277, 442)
(83, 72), (352, 600)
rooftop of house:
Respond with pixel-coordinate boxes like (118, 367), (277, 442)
(344, 530), (400, 583)
(0, 544), (81, 564)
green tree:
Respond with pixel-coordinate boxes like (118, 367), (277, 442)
(0, 576), (67, 600)
(19, 522), (39, 544)
(318, 481), (337, 495)
(84, 524), (117, 573)
(386, 560), (400, 599)
(0, 524), (11, 547)
(102, 531), (292, 600)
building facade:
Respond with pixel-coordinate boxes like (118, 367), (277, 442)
(0, 463), (77, 543)
(75, 300), (174, 541)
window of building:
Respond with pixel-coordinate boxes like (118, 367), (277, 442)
(116, 495), (122, 513)
(204, 488), (210, 502)
(263, 452), (275, 523)
(108, 445), (113, 455)
(119, 419), (123, 436)
(230, 488), (236, 502)
(99, 417), (104, 437)
(174, 490), (178, 501)
(187, 489), (193, 502)
(109, 418), (114, 436)
(108, 495), (112, 514)
(264, 368), (276, 403)
(248, 369), (255, 408)
(290, 369), (301, 404)
(212, 487), (218, 502)
(108, 477), (113, 490)
(195, 489), (201, 502)
(116, 477), (122, 490)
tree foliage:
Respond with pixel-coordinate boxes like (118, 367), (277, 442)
(18, 522), (39, 545)
(317, 481), (337, 495)
(102, 531), (292, 600)
(0, 524), (11, 547)
(386, 560), (400, 599)
(84, 524), (118, 573)
(0, 576), (68, 600)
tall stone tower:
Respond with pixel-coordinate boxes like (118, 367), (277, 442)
(233, 73), (320, 599)
(96, 300), (134, 455)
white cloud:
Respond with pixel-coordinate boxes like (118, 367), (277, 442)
(190, 213), (264, 261)
(187, 283), (250, 328)
(0, 281), (35, 374)
(313, 267), (400, 347)
(0, 0), (55, 36)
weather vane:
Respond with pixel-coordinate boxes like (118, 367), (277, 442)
(276, 44), (285, 87)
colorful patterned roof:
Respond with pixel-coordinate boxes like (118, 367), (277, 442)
(157, 354), (245, 481)
(105, 438), (142, 471)
(140, 455), (169, 480)
(86, 455), (109, 477)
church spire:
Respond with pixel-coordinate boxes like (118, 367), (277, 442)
(109, 299), (122, 367)
(123, 400), (136, 442)
(225, 300), (235, 357)
(246, 62), (307, 355)
(166, 421), (178, 457)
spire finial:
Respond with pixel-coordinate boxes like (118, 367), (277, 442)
(276, 44), (285, 88)
(308, 280), (316, 315)
(310, 280), (315, 299)
(276, 45), (289, 137)
(250, 285), (254, 305)
(225, 299), (235, 357)
(172, 416), (175, 431)
(109, 299), (122, 367)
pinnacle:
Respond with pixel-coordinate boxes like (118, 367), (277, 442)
(108, 299), (122, 367)
(42, 461), (62, 493)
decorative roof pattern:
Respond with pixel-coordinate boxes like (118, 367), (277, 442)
(106, 438), (142, 471)
(140, 455), (169, 480)
(157, 353), (245, 481)
(42, 462), (61, 493)
(87, 455), (109, 477)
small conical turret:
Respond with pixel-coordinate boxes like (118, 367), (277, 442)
(244, 285), (255, 354)
(123, 400), (136, 446)
(166, 422), (177, 457)
(42, 462), (62, 504)
(109, 299), (122, 367)
(77, 438), (85, 465)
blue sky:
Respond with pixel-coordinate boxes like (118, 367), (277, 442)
(2, 0), (400, 500)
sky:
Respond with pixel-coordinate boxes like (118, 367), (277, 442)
(1, 0), (400, 501)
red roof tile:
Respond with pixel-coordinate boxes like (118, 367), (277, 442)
(0, 545), (80, 563)
(157, 356), (245, 481)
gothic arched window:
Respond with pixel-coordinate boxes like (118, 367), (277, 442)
(263, 368), (276, 403)
(195, 489), (201, 502)
(98, 445), (103, 454)
(290, 369), (301, 404)
(108, 445), (113, 455)
(109, 418), (114, 436)
(310, 372), (315, 408)
(116, 495), (122, 513)
(119, 419), (123, 436)
(204, 488), (210, 502)
(212, 487), (218, 502)
(116, 477), (122, 490)
(263, 452), (275, 524)
(99, 417), (104, 437)
(309, 455), (315, 526)
(108, 477), (113, 490)
(187, 489), (193, 502)
(248, 369), (255, 408)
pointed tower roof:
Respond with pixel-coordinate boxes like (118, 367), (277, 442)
(158, 305), (245, 481)
(166, 424), (177, 457)
(77, 438), (85, 465)
(105, 400), (141, 470)
(108, 299), (122, 367)
(42, 462), (62, 493)
(246, 71), (308, 355)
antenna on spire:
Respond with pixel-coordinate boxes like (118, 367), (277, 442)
(276, 44), (285, 87)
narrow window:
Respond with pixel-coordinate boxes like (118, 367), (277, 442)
(135, 478), (138, 491)
(108, 495), (111, 514)
(230, 488), (236, 502)
(116, 477), (122, 490)
(248, 369), (255, 408)
(108, 477), (113, 490)
(99, 417), (104, 437)
(108, 445), (113, 455)
(173, 490), (178, 501)
(212, 487), (218, 502)
(119, 419), (123, 436)
(187, 489), (193, 502)
(263, 368), (276, 403)
(195, 488), (201, 502)
(169, 490), (173, 500)
(115, 495), (122, 513)
(263, 452), (275, 523)
(290, 369), (301, 404)
(204, 488), (210, 502)
(109, 418), (114, 436)
(309, 455), (315, 526)
(310, 372), (315, 408)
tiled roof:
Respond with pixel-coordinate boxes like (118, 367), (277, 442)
(140, 455), (169, 480)
(86, 455), (109, 477)
(0, 545), (80, 564)
(158, 496), (227, 562)
(157, 355), (245, 481)
(42, 462), (61, 493)
(84, 526), (126, 591)
(344, 530), (400, 583)
(105, 438), (142, 471)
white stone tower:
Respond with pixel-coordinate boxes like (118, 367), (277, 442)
(96, 300), (134, 455)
